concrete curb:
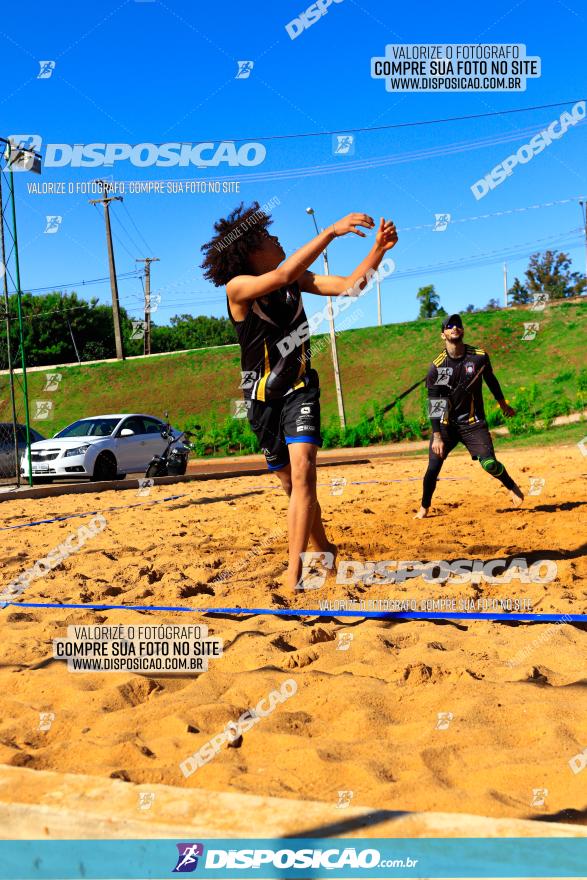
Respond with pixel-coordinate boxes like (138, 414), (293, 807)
(0, 765), (584, 840)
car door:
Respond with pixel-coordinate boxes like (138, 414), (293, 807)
(141, 417), (167, 460)
(114, 416), (149, 471)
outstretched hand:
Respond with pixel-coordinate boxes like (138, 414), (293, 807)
(375, 217), (398, 252)
(332, 212), (375, 238)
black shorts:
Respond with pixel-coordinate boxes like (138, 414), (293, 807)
(431, 420), (496, 462)
(246, 371), (322, 471)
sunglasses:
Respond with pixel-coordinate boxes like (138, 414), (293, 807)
(444, 323), (461, 330)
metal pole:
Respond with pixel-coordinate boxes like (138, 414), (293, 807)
(0, 169), (21, 485)
(144, 261), (151, 356)
(137, 257), (159, 356)
(90, 184), (124, 360)
(580, 201), (587, 279)
(8, 168), (33, 486)
(503, 262), (508, 308)
(307, 209), (346, 429)
(103, 199), (124, 360)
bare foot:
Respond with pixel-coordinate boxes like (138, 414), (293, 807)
(509, 483), (524, 507)
(414, 506), (429, 519)
(288, 547), (337, 593)
(315, 541), (338, 563)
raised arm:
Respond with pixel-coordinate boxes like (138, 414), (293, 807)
(226, 212), (375, 305)
(300, 217), (398, 297)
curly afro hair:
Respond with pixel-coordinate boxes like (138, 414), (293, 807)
(200, 201), (274, 287)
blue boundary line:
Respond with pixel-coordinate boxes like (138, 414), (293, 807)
(5, 602), (584, 622)
(0, 478), (469, 531)
(0, 493), (187, 530)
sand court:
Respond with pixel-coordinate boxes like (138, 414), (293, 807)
(0, 443), (586, 828)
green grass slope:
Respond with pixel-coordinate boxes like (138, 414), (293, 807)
(2, 300), (585, 453)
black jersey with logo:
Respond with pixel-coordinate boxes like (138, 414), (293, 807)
(228, 281), (311, 402)
(426, 344), (504, 430)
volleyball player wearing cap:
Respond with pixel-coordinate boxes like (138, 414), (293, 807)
(414, 313), (524, 519)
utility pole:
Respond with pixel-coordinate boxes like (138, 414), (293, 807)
(579, 200), (587, 280)
(89, 181), (124, 360)
(503, 262), (508, 308)
(305, 207), (346, 429)
(0, 165), (21, 482)
(136, 257), (159, 355)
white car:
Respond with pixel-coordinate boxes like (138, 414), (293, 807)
(21, 413), (182, 482)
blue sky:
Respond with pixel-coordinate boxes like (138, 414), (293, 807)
(2, 0), (586, 333)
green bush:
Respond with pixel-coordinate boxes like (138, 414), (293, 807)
(553, 369), (575, 384)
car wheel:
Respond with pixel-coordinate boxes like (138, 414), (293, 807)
(92, 452), (118, 481)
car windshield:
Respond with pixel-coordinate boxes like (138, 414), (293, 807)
(56, 418), (120, 438)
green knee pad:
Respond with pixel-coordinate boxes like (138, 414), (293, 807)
(480, 456), (504, 477)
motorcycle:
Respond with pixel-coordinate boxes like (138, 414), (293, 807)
(145, 415), (198, 478)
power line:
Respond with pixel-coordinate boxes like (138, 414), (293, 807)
(92, 200), (138, 262)
(6, 270), (141, 297)
(98, 118), (586, 190)
(118, 227), (584, 309)
(121, 201), (153, 253)
(60, 99), (584, 146)
(108, 209), (143, 259)
(390, 230), (583, 279)
(217, 98), (587, 142)
(11, 197), (586, 306)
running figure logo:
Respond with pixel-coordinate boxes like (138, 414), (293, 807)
(531, 788), (548, 808)
(435, 367), (453, 385)
(173, 843), (204, 873)
(522, 322), (539, 341)
(239, 370), (257, 390)
(428, 399), (448, 419)
(43, 372), (62, 391)
(336, 790), (354, 808)
(33, 400), (54, 420)
(131, 320), (147, 340)
(236, 61), (254, 79)
(433, 213), (451, 232)
(233, 399), (250, 419)
(436, 712), (454, 730)
(332, 134), (355, 156)
(296, 551), (335, 590)
(531, 292), (549, 311)
(37, 60), (56, 79)
(44, 216), (62, 234)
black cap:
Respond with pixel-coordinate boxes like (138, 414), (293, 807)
(442, 313), (463, 330)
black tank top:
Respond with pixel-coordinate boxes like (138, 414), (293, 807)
(227, 281), (312, 402)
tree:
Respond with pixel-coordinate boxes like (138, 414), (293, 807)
(483, 298), (501, 311)
(416, 284), (445, 319)
(151, 314), (236, 352)
(507, 277), (530, 305)
(465, 304), (476, 313)
(0, 291), (125, 368)
(524, 250), (586, 300)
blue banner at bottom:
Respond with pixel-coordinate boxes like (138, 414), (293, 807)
(0, 837), (586, 879)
